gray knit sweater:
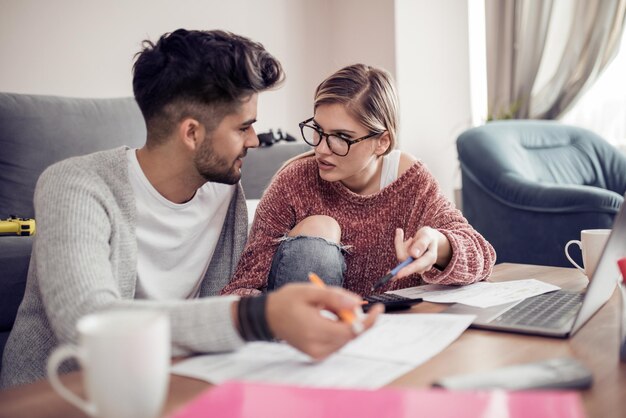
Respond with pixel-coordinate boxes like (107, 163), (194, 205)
(0, 147), (248, 388)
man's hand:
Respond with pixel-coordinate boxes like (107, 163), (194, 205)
(265, 284), (383, 360)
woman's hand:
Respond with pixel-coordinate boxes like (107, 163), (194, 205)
(393, 227), (452, 279)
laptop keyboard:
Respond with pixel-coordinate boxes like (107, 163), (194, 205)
(493, 291), (584, 329)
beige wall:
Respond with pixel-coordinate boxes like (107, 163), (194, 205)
(0, 0), (471, 200)
(395, 0), (472, 200)
(327, 0), (397, 77)
(0, 0), (320, 133)
(0, 0), (396, 135)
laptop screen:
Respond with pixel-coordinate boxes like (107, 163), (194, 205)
(572, 193), (626, 333)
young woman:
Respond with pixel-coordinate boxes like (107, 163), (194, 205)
(222, 64), (495, 297)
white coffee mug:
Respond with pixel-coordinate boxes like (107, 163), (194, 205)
(565, 229), (611, 279)
(47, 310), (170, 418)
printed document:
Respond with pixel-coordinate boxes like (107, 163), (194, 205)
(171, 313), (474, 389)
(388, 279), (560, 308)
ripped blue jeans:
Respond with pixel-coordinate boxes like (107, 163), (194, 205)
(267, 236), (346, 290)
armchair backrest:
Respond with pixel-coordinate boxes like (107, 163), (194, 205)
(458, 120), (626, 196)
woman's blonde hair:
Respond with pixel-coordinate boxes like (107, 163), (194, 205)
(314, 63), (399, 155)
(276, 64), (399, 174)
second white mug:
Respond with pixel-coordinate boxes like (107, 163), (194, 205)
(565, 229), (611, 279)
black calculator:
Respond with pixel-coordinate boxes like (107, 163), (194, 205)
(363, 293), (423, 312)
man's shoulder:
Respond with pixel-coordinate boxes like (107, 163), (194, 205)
(37, 147), (131, 199)
(41, 147), (128, 180)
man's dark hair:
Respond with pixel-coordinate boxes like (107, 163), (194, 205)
(133, 29), (284, 144)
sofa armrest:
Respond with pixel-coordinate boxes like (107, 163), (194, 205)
(0, 237), (32, 331)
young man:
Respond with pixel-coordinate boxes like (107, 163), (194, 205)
(0, 29), (381, 388)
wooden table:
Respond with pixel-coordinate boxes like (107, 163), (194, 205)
(1, 263), (624, 417)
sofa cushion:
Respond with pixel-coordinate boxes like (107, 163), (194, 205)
(0, 93), (146, 218)
(240, 142), (310, 199)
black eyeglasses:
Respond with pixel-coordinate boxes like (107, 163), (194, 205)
(298, 117), (383, 156)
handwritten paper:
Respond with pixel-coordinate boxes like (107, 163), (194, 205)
(388, 279), (560, 308)
(171, 313), (474, 389)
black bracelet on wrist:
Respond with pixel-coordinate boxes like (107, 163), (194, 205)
(237, 295), (275, 342)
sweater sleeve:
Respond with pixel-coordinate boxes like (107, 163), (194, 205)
(412, 167), (496, 285)
(221, 164), (302, 296)
(33, 161), (244, 356)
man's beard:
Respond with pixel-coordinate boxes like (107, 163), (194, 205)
(194, 137), (244, 185)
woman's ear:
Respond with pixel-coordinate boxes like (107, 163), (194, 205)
(375, 131), (392, 156)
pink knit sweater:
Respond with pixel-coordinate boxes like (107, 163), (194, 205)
(222, 156), (495, 296)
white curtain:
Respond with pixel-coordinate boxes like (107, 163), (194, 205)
(486, 0), (626, 120)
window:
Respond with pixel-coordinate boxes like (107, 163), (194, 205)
(561, 30), (626, 150)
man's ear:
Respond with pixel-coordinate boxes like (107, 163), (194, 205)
(375, 132), (392, 156)
(179, 118), (203, 151)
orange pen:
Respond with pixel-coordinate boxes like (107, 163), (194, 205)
(308, 272), (365, 334)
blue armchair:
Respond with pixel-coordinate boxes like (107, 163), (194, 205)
(457, 120), (626, 267)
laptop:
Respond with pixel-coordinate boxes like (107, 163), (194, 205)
(444, 193), (626, 338)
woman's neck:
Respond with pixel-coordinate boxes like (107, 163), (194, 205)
(340, 157), (384, 196)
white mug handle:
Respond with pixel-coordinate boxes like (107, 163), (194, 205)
(47, 344), (97, 417)
(565, 240), (586, 275)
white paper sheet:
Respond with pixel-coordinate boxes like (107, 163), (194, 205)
(387, 279), (560, 308)
(339, 314), (474, 364)
(171, 313), (474, 389)
(171, 346), (414, 389)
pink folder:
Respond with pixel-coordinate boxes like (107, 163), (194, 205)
(169, 380), (585, 418)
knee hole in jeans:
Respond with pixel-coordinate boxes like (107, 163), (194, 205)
(287, 215), (341, 243)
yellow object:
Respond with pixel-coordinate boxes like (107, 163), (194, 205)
(0, 216), (36, 236)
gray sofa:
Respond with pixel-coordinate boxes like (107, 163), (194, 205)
(0, 92), (308, 368)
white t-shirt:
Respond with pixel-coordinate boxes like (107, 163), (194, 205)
(127, 149), (235, 300)
(380, 149), (402, 189)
